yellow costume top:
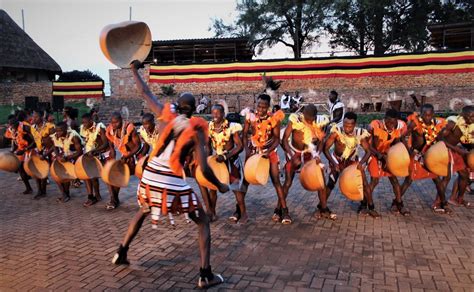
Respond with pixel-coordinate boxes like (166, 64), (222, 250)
(209, 119), (242, 155)
(80, 122), (106, 152)
(31, 122), (55, 151)
(138, 125), (160, 148)
(447, 115), (474, 144)
(50, 129), (82, 156)
(289, 113), (329, 147)
(331, 125), (370, 160)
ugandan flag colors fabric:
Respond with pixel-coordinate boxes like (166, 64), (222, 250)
(149, 50), (474, 84)
(52, 81), (104, 99)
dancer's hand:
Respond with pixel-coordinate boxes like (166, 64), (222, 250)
(314, 156), (321, 164)
(356, 162), (364, 171)
(216, 154), (226, 163)
(218, 183), (229, 193)
(130, 60), (144, 69)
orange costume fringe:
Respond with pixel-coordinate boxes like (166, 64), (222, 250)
(368, 119), (407, 178)
(138, 104), (209, 226)
(407, 113), (446, 180)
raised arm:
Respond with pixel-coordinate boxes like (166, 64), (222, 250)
(130, 61), (163, 117)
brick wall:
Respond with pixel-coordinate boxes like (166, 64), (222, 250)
(0, 81), (52, 106)
(110, 65), (473, 115)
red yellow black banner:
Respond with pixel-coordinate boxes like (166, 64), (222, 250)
(149, 50), (474, 84)
(52, 81), (104, 98)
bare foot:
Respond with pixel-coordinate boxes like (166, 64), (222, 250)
(238, 213), (249, 224)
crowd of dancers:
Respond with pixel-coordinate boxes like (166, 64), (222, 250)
(3, 60), (473, 289)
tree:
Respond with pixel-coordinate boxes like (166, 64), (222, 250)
(57, 70), (103, 82)
(328, 0), (473, 56)
(210, 0), (333, 59)
(160, 85), (176, 97)
(328, 0), (436, 56)
(431, 0), (473, 24)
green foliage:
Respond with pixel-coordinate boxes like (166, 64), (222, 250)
(327, 0), (473, 56)
(58, 70), (103, 82)
(210, 0), (333, 58)
(160, 85), (177, 96)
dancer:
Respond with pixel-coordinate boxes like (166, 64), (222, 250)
(4, 115), (36, 194)
(367, 109), (409, 215)
(137, 113), (159, 157)
(442, 106), (473, 207)
(30, 110), (55, 199)
(323, 112), (377, 217)
(281, 105), (333, 219)
(201, 103), (247, 223)
(104, 112), (141, 210)
(49, 122), (83, 202)
(80, 112), (109, 207)
(242, 94), (290, 223)
(401, 104), (450, 213)
(112, 61), (228, 289)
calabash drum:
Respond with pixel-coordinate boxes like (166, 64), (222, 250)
(134, 155), (148, 180)
(339, 164), (364, 201)
(299, 160), (325, 191)
(74, 154), (102, 180)
(101, 159), (130, 188)
(195, 156), (230, 191)
(244, 154), (270, 185)
(99, 21), (152, 68)
(424, 141), (449, 176)
(24, 153), (49, 179)
(50, 160), (77, 183)
(0, 152), (20, 172)
(386, 142), (410, 177)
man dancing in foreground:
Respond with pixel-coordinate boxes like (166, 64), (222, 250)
(112, 61), (229, 289)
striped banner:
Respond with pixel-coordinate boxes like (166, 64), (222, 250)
(52, 81), (104, 99)
(149, 50), (474, 84)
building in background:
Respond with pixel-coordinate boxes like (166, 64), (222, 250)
(0, 9), (61, 108)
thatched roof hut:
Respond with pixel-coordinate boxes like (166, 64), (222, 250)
(0, 9), (61, 81)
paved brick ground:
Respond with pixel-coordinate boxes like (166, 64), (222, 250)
(0, 166), (472, 291)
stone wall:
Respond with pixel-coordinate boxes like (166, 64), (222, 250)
(110, 65), (474, 115)
(0, 81), (53, 106)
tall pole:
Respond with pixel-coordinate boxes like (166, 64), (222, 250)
(21, 9), (25, 31)
(129, 6), (132, 21)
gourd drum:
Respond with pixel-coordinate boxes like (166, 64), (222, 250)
(339, 164), (364, 201)
(50, 160), (77, 183)
(195, 156), (230, 191)
(467, 150), (474, 170)
(101, 159), (130, 188)
(99, 21), (152, 68)
(24, 154), (49, 179)
(386, 142), (410, 177)
(135, 155), (148, 180)
(0, 152), (20, 172)
(244, 154), (270, 185)
(299, 160), (325, 191)
(424, 141), (450, 176)
(74, 154), (102, 180)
